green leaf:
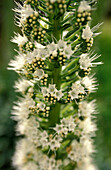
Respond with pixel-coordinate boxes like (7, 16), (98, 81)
(61, 24), (72, 31)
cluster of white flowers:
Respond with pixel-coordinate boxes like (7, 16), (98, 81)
(14, 78), (34, 93)
(82, 25), (93, 41)
(68, 139), (94, 162)
(68, 75), (97, 100)
(41, 84), (63, 101)
(11, 33), (28, 46)
(14, 3), (38, 26)
(78, 99), (97, 118)
(13, 138), (62, 170)
(47, 40), (73, 65)
(79, 52), (102, 70)
(69, 80), (85, 100)
(78, 1), (91, 13)
(11, 94), (35, 121)
(74, 0), (92, 27)
(75, 157), (97, 170)
(9, 0), (102, 169)
(53, 116), (76, 135)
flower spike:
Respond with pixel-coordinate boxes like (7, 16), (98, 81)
(9, 0), (102, 169)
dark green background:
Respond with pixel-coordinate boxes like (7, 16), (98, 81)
(0, 0), (111, 169)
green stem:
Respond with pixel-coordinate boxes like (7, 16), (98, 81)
(49, 67), (62, 126)
(48, 15), (62, 127)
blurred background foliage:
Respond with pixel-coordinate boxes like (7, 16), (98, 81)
(0, 0), (111, 169)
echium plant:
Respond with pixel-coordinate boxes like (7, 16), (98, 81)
(8, 0), (102, 169)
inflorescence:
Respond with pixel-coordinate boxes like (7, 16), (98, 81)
(8, 0), (102, 169)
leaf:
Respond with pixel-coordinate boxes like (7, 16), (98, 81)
(61, 24), (72, 31)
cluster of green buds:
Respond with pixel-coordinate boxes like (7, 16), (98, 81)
(75, 1), (92, 27)
(19, 41), (35, 53)
(8, 0), (102, 169)
(24, 0), (38, 8)
(22, 12), (46, 43)
(31, 27), (46, 43)
(46, 0), (67, 14)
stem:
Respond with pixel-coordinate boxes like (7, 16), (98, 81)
(48, 15), (62, 126)
(52, 18), (62, 41)
(49, 67), (62, 126)
(53, 67), (61, 89)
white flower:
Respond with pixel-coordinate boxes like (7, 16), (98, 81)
(28, 87), (34, 93)
(34, 69), (44, 79)
(82, 25), (93, 41)
(57, 40), (67, 49)
(68, 139), (94, 163)
(78, 100), (97, 118)
(81, 76), (97, 93)
(75, 157), (97, 170)
(31, 48), (38, 57)
(69, 81), (85, 100)
(13, 138), (62, 170)
(48, 84), (56, 94)
(11, 95), (35, 121)
(80, 138), (95, 155)
(50, 0), (57, 3)
(67, 119), (76, 132)
(79, 117), (97, 137)
(17, 117), (41, 146)
(8, 53), (25, 73)
(21, 5), (35, 19)
(53, 117), (76, 136)
(38, 48), (49, 60)
(14, 78), (34, 93)
(37, 102), (46, 111)
(52, 50), (58, 57)
(57, 40), (73, 59)
(78, 1), (91, 13)
(47, 42), (57, 55)
(24, 52), (34, 64)
(68, 90), (78, 100)
(11, 33), (28, 46)
(16, 116), (39, 136)
(79, 53), (91, 70)
(79, 53), (102, 70)
(63, 45), (73, 59)
(71, 80), (84, 92)
(61, 116), (76, 132)
(68, 140), (84, 162)
(14, 4), (36, 25)
(39, 131), (48, 148)
(41, 87), (49, 97)
(49, 136), (61, 150)
(23, 162), (38, 170)
(12, 138), (40, 169)
(55, 89), (64, 100)
(35, 42), (45, 48)
(53, 124), (64, 135)
(10, 1), (100, 169)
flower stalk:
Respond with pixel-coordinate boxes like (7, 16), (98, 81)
(8, 0), (102, 169)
